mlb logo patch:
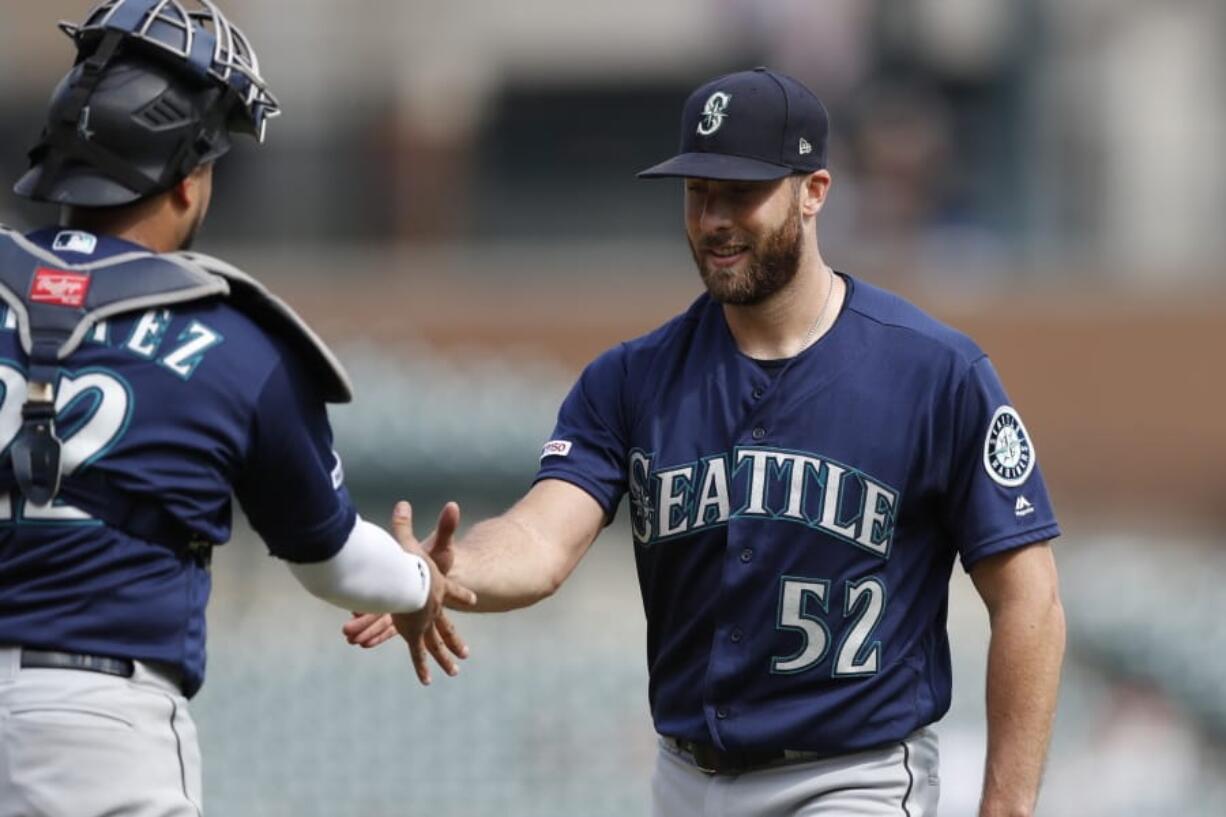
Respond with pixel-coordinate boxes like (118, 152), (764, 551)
(51, 230), (98, 255)
(30, 268), (91, 308)
(540, 440), (573, 459)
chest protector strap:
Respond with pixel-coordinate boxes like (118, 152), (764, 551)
(0, 226), (352, 552)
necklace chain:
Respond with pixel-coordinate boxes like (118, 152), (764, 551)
(799, 269), (836, 353)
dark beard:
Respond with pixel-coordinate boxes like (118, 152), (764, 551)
(179, 208), (206, 251)
(689, 199), (804, 306)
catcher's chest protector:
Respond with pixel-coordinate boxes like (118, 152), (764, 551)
(0, 225), (350, 511)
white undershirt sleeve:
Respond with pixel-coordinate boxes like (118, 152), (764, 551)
(287, 516), (431, 613)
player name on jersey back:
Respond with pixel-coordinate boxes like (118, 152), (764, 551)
(2, 305), (223, 380)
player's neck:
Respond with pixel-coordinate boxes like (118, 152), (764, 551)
(62, 198), (181, 254)
(723, 258), (844, 361)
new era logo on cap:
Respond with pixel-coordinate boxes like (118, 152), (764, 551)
(30, 268), (90, 308)
(638, 67), (829, 181)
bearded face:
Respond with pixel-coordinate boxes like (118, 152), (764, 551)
(685, 179), (805, 306)
(179, 208), (205, 251)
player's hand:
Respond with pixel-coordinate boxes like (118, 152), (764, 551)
(344, 610), (397, 649)
(420, 500), (459, 576)
(344, 611), (469, 662)
(386, 500), (476, 684)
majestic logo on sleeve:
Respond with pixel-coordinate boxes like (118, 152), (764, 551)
(628, 447), (900, 558)
(984, 406), (1035, 487)
(697, 92), (732, 136)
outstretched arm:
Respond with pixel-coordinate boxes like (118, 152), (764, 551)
(442, 479), (606, 612)
(970, 541), (1066, 817)
(288, 515), (462, 614)
(344, 479), (606, 660)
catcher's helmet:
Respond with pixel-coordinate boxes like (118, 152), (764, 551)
(14, 0), (280, 207)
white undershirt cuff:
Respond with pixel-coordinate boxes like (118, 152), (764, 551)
(287, 516), (431, 613)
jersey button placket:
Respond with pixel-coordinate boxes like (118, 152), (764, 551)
(720, 376), (772, 742)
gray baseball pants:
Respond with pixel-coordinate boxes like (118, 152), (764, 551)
(653, 727), (940, 817)
(0, 647), (202, 817)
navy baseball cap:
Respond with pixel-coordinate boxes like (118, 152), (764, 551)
(638, 67), (829, 181)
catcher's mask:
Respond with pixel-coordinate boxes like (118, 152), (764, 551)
(14, 0), (280, 207)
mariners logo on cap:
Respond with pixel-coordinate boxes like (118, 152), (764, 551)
(983, 406), (1035, 487)
(697, 92), (731, 136)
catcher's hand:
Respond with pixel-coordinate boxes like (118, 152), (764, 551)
(344, 501), (475, 685)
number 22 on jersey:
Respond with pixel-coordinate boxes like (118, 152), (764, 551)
(0, 361), (131, 522)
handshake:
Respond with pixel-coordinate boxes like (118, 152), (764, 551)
(343, 500), (478, 686)
(332, 479), (598, 684)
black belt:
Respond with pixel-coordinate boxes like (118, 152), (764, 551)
(20, 649), (135, 679)
(664, 736), (827, 776)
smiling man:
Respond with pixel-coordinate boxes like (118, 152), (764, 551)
(352, 66), (1065, 817)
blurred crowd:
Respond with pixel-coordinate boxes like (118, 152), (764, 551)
(2, 0), (1224, 278)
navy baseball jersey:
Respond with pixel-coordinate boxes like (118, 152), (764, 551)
(0, 227), (357, 696)
(536, 274), (1059, 755)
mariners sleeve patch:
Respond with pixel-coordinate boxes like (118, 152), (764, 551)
(983, 406), (1035, 487)
(540, 440), (573, 460)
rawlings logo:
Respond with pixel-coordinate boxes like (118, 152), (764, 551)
(30, 268), (90, 308)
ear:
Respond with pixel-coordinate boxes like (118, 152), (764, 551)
(169, 165), (210, 211)
(799, 170), (832, 217)
(169, 174), (196, 211)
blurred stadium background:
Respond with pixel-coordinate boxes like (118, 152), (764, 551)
(3, 1), (1225, 815)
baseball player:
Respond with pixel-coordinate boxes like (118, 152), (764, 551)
(0, 2), (472, 815)
(349, 68), (1065, 817)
